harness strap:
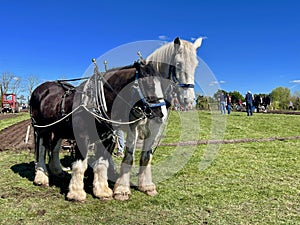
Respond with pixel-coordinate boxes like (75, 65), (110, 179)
(61, 89), (75, 116)
(33, 105), (146, 128)
(148, 101), (166, 108)
(177, 83), (195, 88)
(57, 82), (76, 116)
(168, 65), (194, 89)
(57, 77), (90, 83)
(134, 70), (166, 109)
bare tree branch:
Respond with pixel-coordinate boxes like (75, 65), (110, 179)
(0, 72), (14, 96)
(26, 75), (40, 98)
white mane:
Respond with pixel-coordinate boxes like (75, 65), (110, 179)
(146, 42), (176, 65)
(146, 38), (201, 79)
(145, 37), (203, 108)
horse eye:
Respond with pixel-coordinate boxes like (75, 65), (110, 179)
(176, 62), (182, 69)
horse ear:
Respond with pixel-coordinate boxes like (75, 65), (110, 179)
(193, 37), (203, 50)
(174, 37), (181, 45)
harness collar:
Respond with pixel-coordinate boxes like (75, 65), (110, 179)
(134, 66), (166, 118)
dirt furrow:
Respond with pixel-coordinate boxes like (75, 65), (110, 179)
(0, 119), (34, 151)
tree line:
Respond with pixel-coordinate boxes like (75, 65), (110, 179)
(2, 71), (299, 111)
(196, 87), (300, 110)
(0, 72), (39, 105)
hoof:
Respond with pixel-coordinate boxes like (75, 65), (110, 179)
(113, 185), (131, 201)
(66, 191), (86, 203)
(113, 192), (130, 201)
(93, 187), (113, 201)
(99, 196), (113, 201)
(145, 189), (158, 196)
(138, 184), (158, 196)
(34, 170), (49, 187)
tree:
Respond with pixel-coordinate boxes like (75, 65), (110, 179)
(0, 72), (22, 95)
(25, 75), (40, 102)
(270, 87), (291, 109)
(0, 72), (13, 97)
(0, 72), (22, 106)
(196, 95), (210, 110)
(11, 76), (21, 95)
(229, 90), (244, 104)
(291, 91), (300, 110)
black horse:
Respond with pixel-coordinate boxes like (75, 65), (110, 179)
(30, 61), (165, 201)
(253, 94), (271, 112)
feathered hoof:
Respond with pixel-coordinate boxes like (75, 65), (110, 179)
(138, 185), (158, 196)
(144, 189), (158, 196)
(93, 187), (113, 201)
(113, 192), (130, 201)
(66, 191), (86, 203)
(99, 196), (113, 201)
(113, 185), (131, 201)
(33, 170), (49, 187)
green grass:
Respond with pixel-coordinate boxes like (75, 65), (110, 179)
(0, 113), (30, 131)
(0, 110), (300, 224)
(163, 111), (300, 142)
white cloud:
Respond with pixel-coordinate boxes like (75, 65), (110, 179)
(290, 80), (300, 83)
(158, 35), (169, 41)
(209, 80), (226, 86)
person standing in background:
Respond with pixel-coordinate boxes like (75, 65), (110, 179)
(226, 93), (232, 115)
(114, 129), (125, 158)
(245, 91), (253, 116)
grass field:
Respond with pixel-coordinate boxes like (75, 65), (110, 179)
(0, 111), (300, 224)
(0, 113), (30, 131)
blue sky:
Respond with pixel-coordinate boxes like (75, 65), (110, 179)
(1, 0), (300, 97)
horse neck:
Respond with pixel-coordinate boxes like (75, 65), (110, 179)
(105, 68), (137, 110)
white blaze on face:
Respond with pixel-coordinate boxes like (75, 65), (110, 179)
(173, 38), (202, 106)
(153, 77), (164, 99)
(184, 88), (195, 103)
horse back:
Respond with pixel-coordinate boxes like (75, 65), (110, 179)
(30, 81), (75, 126)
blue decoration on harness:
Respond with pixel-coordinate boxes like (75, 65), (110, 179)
(168, 65), (195, 89)
(134, 68), (166, 110)
(177, 83), (195, 88)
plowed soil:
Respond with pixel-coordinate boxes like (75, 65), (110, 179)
(0, 119), (34, 152)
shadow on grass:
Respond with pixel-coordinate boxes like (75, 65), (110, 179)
(10, 161), (36, 182)
(9, 155), (125, 200)
(9, 156), (92, 198)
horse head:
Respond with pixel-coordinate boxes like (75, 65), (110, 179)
(146, 37), (203, 109)
(131, 61), (165, 119)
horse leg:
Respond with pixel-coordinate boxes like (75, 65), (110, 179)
(138, 119), (164, 196)
(138, 149), (157, 196)
(92, 142), (114, 200)
(113, 126), (138, 201)
(48, 137), (64, 177)
(34, 132), (50, 186)
(66, 140), (88, 202)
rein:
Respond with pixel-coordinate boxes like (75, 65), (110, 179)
(33, 105), (146, 128)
